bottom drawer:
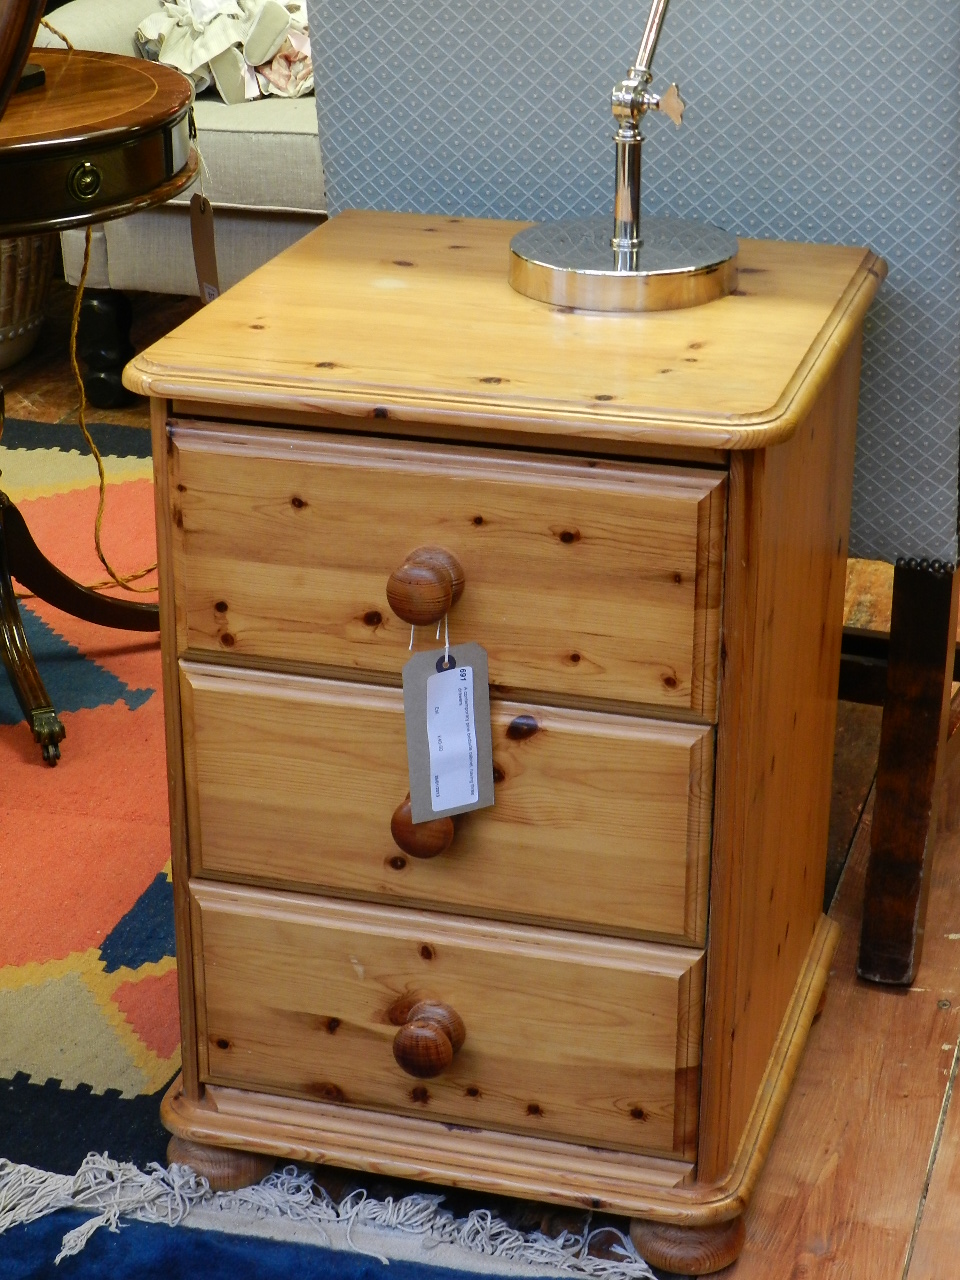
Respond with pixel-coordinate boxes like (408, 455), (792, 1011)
(192, 883), (705, 1159)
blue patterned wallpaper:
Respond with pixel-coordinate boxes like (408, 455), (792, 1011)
(309, 1), (959, 562)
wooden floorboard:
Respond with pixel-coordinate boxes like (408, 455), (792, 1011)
(727, 791), (960, 1278)
(907, 1036), (960, 1279)
(899, 816), (960, 1280)
(2, 278), (192, 428)
(825, 700), (883, 908)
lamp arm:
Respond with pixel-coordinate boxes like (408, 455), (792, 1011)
(634, 0), (671, 80)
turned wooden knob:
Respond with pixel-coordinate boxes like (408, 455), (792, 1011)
(391, 795), (456, 859)
(386, 547), (465, 627)
(392, 1000), (466, 1078)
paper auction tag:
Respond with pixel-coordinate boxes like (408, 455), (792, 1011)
(402, 642), (495, 824)
(189, 193), (220, 304)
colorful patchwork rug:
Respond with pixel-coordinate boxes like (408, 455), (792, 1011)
(0, 419), (662, 1278)
(0, 417), (178, 1176)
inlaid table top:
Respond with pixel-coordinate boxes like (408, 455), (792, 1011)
(126, 209), (885, 452)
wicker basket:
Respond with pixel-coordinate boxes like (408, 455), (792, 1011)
(0, 233), (58, 371)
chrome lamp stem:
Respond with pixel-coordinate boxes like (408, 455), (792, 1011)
(612, 119), (642, 260)
(610, 0), (681, 254)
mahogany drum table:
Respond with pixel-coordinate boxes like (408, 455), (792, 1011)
(126, 211), (885, 1274)
(0, 47), (196, 235)
(0, 48), (197, 761)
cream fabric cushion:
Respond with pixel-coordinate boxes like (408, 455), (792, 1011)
(62, 207), (321, 294)
(173, 97), (324, 213)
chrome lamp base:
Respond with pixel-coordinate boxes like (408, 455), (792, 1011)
(508, 215), (739, 313)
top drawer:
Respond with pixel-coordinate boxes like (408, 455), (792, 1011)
(168, 424), (726, 716)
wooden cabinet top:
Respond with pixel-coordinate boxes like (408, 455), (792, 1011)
(126, 210), (885, 452)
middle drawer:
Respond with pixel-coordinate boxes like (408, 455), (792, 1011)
(181, 663), (713, 945)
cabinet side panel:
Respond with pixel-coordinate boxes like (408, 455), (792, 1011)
(151, 397), (201, 1101)
(698, 336), (863, 1180)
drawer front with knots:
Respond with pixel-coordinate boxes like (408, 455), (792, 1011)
(191, 882), (705, 1160)
(167, 423), (727, 717)
(179, 662), (715, 944)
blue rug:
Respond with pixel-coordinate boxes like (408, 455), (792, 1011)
(3, 1209), (509, 1280)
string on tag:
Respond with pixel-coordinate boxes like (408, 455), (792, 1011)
(189, 110), (211, 203)
(408, 618), (449, 660)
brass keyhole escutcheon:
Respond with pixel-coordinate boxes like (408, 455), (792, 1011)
(68, 161), (102, 202)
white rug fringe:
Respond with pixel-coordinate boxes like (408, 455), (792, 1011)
(0, 1154), (657, 1277)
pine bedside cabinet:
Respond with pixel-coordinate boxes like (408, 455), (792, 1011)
(125, 211), (885, 1276)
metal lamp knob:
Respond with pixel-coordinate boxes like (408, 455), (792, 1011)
(386, 547), (464, 627)
(392, 1000), (466, 1078)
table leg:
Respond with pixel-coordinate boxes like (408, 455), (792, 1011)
(858, 558), (959, 985)
(0, 493), (159, 631)
(0, 499), (64, 763)
(0, 372), (159, 762)
(0, 486), (160, 765)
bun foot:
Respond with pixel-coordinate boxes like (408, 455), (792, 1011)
(629, 1215), (745, 1275)
(167, 1135), (275, 1191)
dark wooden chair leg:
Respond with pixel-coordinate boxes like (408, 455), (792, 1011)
(76, 287), (135, 410)
(0, 493), (158, 631)
(0, 497), (64, 763)
(858, 558), (959, 985)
